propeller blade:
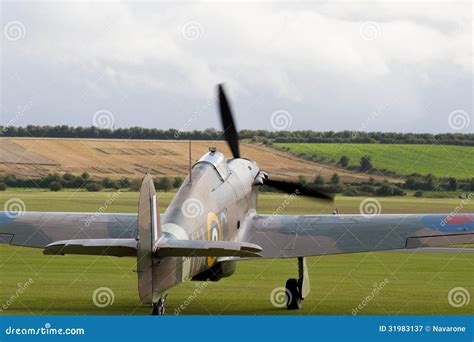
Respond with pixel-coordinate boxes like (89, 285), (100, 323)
(218, 84), (240, 159)
(265, 179), (334, 201)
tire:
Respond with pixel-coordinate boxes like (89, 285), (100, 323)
(286, 278), (302, 310)
(151, 303), (159, 316)
(151, 296), (166, 316)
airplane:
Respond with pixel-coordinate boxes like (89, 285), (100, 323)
(0, 84), (473, 315)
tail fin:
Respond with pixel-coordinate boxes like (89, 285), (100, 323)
(137, 174), (160, 304)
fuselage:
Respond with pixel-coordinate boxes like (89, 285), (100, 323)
(151, 148), (261, 294)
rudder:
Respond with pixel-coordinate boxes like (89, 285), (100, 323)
(137, 174), (160, 304)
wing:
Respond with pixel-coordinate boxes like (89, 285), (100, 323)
(0, 211), (137, 252)
(239, 214), (474, 258)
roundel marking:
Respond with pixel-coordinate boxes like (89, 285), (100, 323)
(220, 211), (228, 240)
(207, 212), (221, 266)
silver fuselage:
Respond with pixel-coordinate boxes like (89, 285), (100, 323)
(151, 150), (260, 294)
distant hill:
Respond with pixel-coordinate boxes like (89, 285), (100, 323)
(275, 143), (474, 179)
(0, 138), (401, 183)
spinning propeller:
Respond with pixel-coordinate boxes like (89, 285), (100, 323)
(217, 84), (333, 202)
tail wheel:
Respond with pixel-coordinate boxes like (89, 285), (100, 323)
(151, 295), (167, 316)
(286, 278), (302, 310)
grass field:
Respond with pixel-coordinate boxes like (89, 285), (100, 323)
(0, 191), (473, 315)
(275, 143), (474, 179)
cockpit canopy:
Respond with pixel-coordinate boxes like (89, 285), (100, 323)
(194, 148), (230, 182)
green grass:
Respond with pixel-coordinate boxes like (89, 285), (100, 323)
(0, 191), (473, 315)
(275, 143), (474, 179)
(2, 191), (473, 214)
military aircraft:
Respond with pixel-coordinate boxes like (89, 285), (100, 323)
(0, 85), (473, 315)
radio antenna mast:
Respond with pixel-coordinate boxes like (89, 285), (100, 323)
(189, 140), (192, 184)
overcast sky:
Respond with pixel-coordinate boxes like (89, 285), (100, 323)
(1, 1), (472, 133)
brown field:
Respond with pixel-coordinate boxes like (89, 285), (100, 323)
(0, 138), (402, 183)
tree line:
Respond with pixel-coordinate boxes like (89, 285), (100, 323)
(0, 173), (183, 192)
(1, 171), (472, 197)
(261, 172), (474, 197)
(0, 125), (472, 146)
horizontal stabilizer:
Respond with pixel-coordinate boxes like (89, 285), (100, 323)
(43, 238), (137, 257)
(153, 239), (262, 258)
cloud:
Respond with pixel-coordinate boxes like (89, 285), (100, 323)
(1, 1), (472, 132)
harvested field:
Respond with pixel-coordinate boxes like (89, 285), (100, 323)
(0, 138), (402, 183)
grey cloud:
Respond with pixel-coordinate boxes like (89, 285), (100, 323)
(0, 1), (471, 133)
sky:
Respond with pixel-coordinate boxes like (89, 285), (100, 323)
(0, 1), (472, 133)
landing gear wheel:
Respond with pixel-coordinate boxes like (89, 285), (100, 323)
(151, 303), (159, 316)
(151, 294), (167, 316)
(286, 278), (302, 310)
